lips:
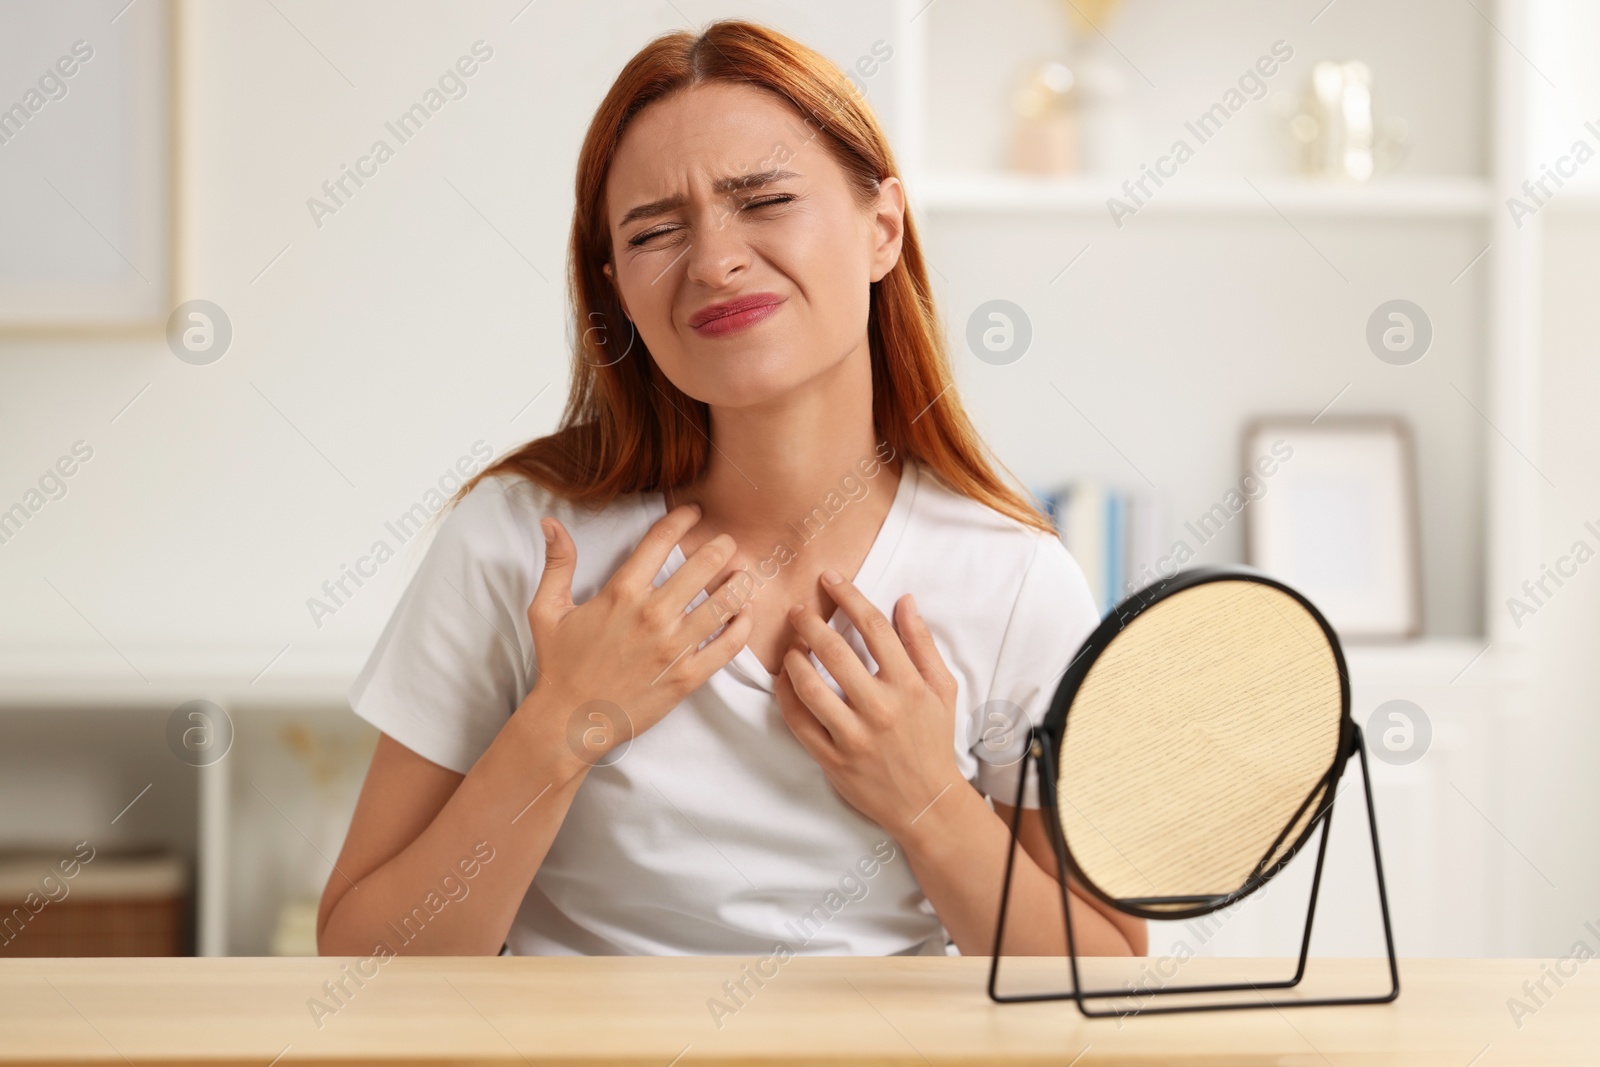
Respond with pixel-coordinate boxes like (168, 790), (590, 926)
(688, 293), (785, 335)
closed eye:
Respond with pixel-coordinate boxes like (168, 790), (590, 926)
(626, 194), (797, 248)
(743, 194), (795, 210)
(628, 224), (678, 248)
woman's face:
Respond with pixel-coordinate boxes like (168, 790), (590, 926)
(602, 81), (904, 409)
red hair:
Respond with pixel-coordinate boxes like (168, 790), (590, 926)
(454, 19), (1054, 537)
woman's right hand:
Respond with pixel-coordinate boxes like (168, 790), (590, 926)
(520, 503), (755, 764)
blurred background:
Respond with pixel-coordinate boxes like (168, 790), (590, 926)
(0, 0), (1595, 963)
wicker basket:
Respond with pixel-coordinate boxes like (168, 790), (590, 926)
(0, 848), (188, 957)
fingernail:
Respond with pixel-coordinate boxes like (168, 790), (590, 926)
(541, 520), (555, 543)
(822, 568), (843, 585)
(788, 603), (804, 617)
(908, 593), (919, 615)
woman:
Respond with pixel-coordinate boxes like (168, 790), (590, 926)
(318, 19), (1145, 960)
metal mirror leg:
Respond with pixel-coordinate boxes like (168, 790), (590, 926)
(987, 724), (1401, 1016)
(988, 727), (1079, 1004)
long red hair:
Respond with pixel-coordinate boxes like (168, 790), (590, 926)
(453, 19), (1054, 537)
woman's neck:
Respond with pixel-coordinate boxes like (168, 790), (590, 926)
(661, 341), (899, 574)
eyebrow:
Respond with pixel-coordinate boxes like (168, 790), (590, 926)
(617, 168), (801, 228)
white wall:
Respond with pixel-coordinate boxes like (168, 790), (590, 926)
(0, 0), (903, 676)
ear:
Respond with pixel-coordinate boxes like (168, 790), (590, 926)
(867, 175), (906, 284)
(601, 260), (631, 321)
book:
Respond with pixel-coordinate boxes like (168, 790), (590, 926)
(1035, 479), (1168, 618)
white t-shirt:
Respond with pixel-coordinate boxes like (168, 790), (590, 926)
(347, 454), (1100, 956)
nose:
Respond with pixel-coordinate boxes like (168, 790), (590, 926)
(683, 200), (750, 289)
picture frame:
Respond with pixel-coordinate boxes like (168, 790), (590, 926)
(1242, 416), (1423, 641)
(0, 0), (176, 333)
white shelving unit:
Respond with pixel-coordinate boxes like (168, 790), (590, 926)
(915, 172), (1493, 218)
(0, 644), (367, 956)
(886, 0), (1545, 957)
(891, 0), (1542, 659)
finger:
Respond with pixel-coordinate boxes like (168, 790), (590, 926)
(697, 565), (757, 628)
(529, 517), (577, 624)
(788, 602), (877, 708)
(680, 597), (756, 682)
(654, 533), (743, 626)
(779, 642), (862, 749)
(613, 502), (705, 592)
(818, 571), (916, 683)
(773, 660), (837, 763)
(895, 594), (958, 702)
(669, 568), (759, 661)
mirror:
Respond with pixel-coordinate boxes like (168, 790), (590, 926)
(1043, 566), (1350, 920)
(989, 565), (1399, 1017)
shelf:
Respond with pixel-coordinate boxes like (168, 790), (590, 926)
(0, 644), (368, 711)
(912, 171), (1494, 220)
(1342, 638), (1529, 690)
(1541, 181), (1600, 213)
(0, 637), (1528, 712)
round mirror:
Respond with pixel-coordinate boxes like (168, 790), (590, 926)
(1041, 566), (1351, 921)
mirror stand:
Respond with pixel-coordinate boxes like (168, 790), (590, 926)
(986, 722), (1401, 1017)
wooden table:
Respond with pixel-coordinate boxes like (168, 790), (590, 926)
(0, 955), (1592, 1065)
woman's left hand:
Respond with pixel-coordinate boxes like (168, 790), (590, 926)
(774, 569), (964, 839)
